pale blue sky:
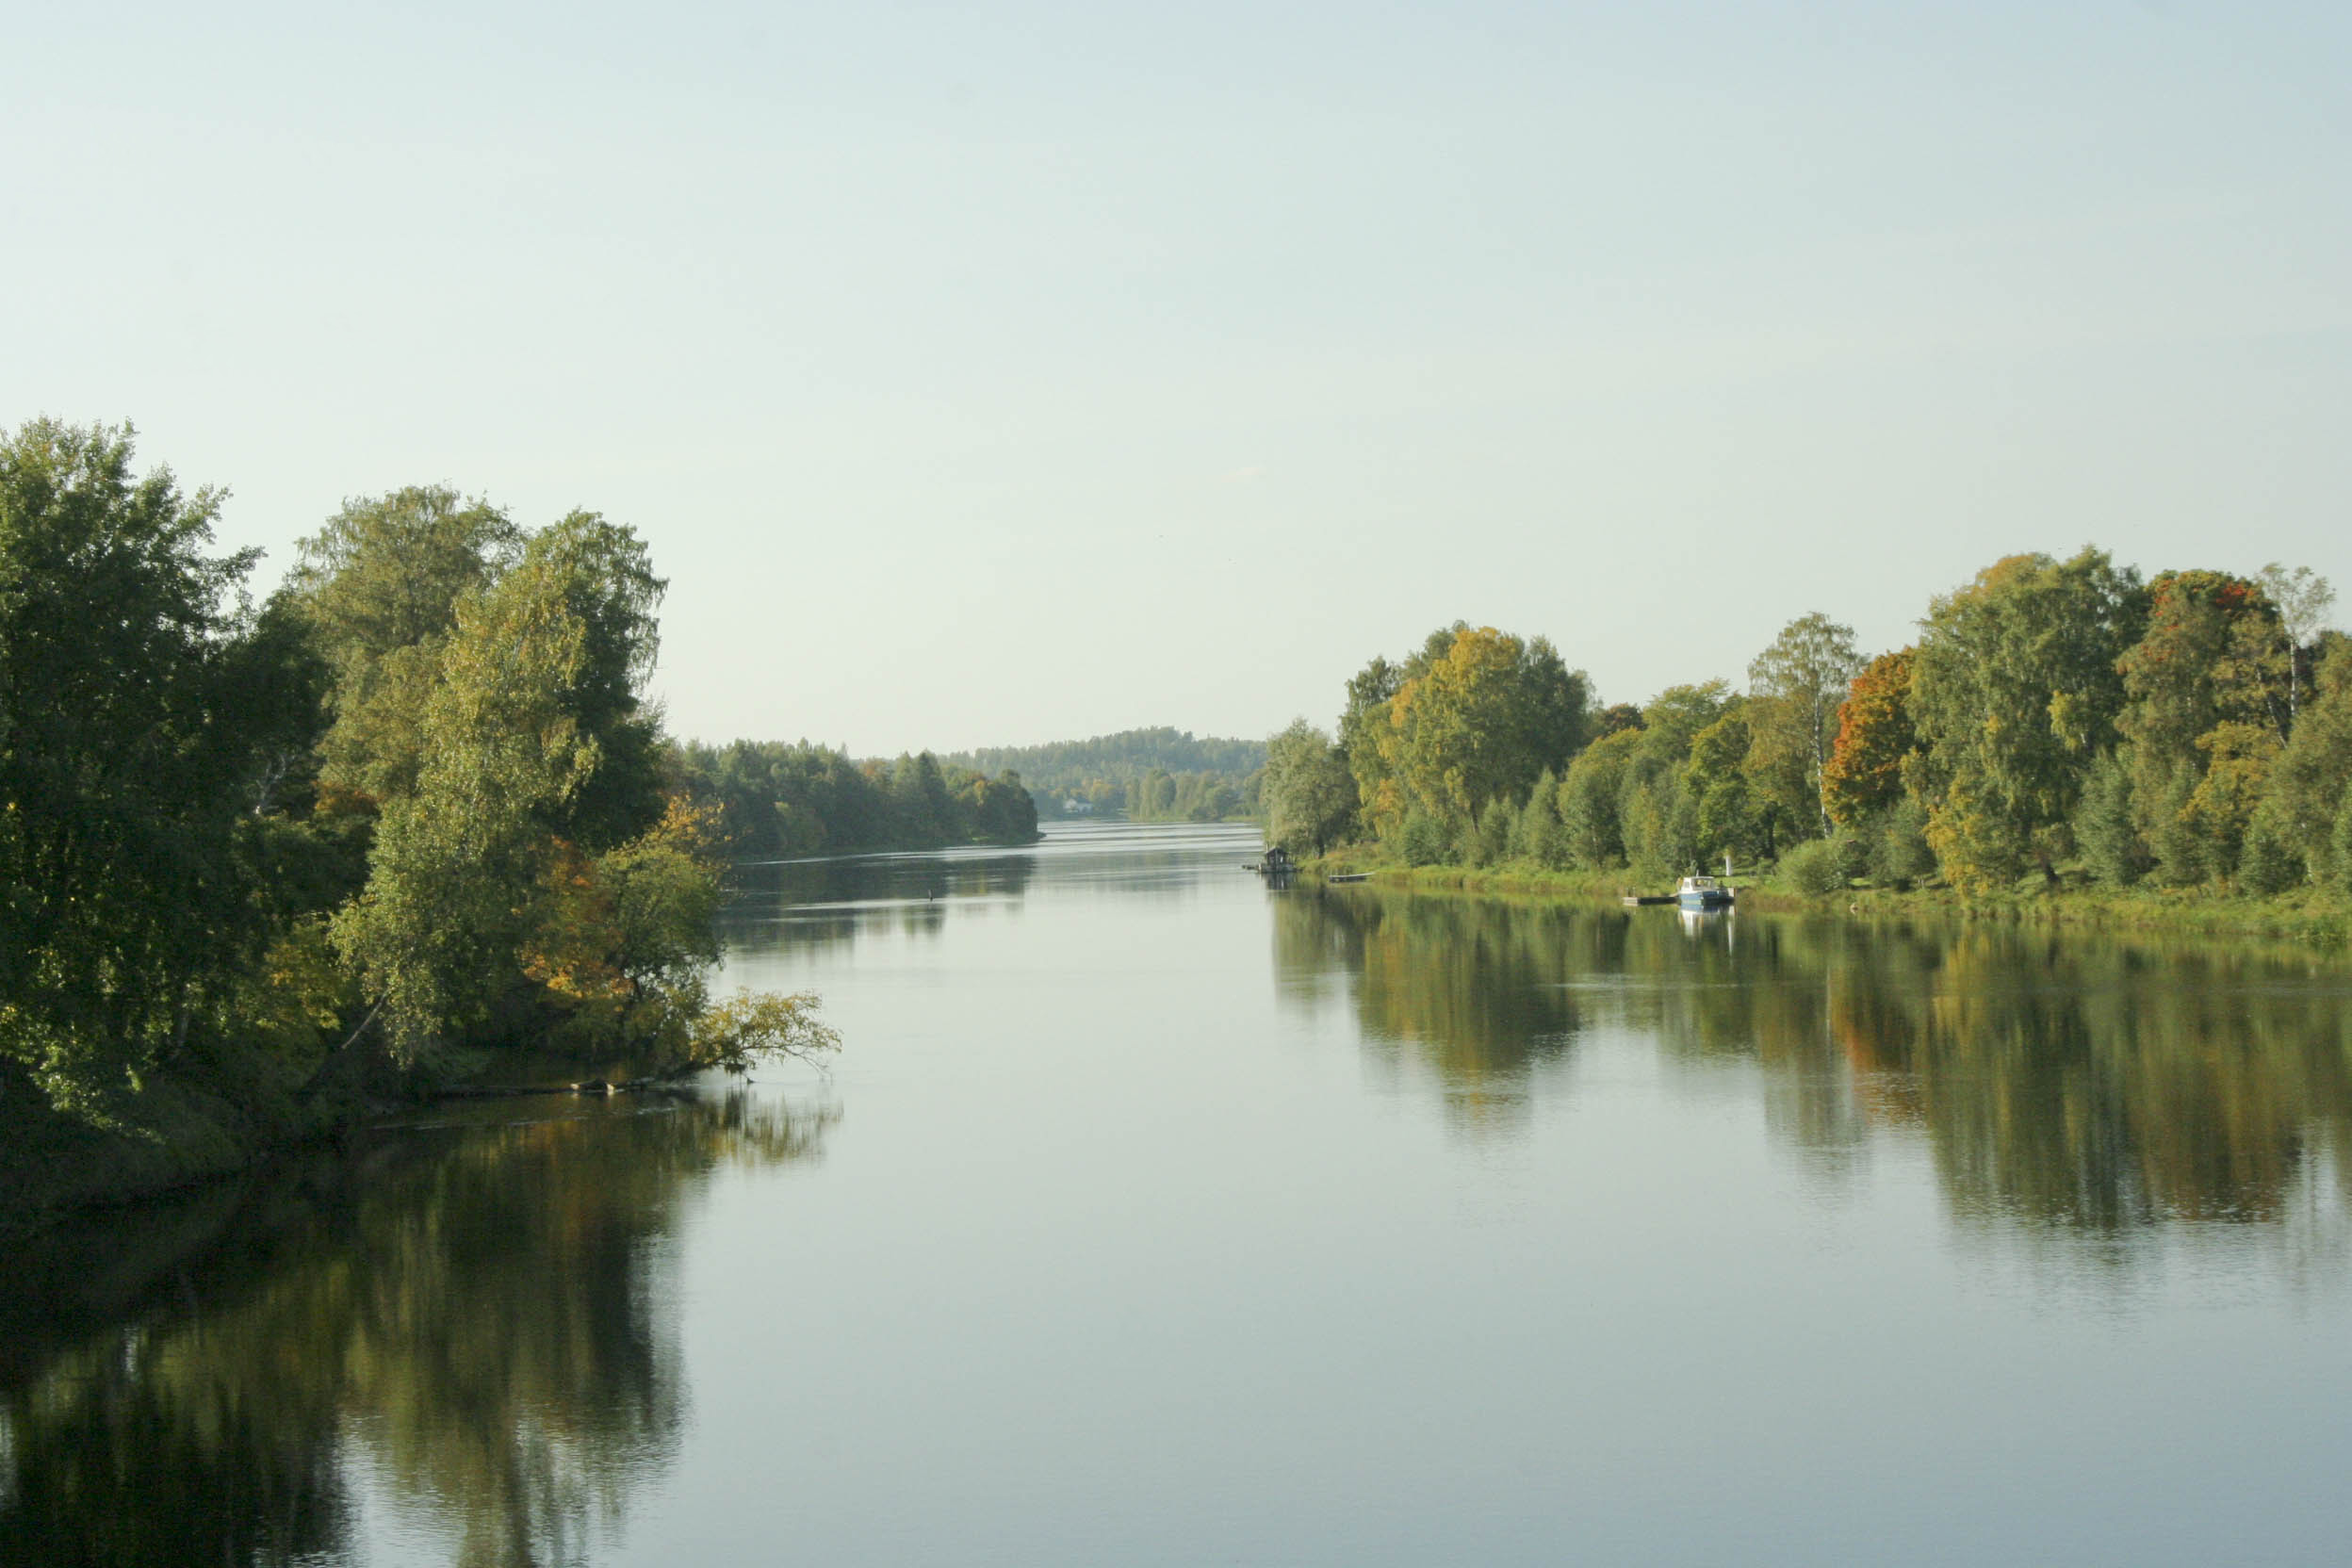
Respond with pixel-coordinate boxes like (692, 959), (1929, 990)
(8, 2), (2346, 753)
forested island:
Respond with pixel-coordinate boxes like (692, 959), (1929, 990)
(1261, 552), (2351, 935)
(0, 421), (837, 1212)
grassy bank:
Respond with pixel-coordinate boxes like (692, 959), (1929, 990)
(1305, 849), (2352, 947)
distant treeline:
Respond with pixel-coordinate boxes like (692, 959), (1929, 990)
(939, 727), (1265, 820)
(674, 742), (1037, 858)
(1263, 552), (2351, 899)
(0, 420), (831, 1197)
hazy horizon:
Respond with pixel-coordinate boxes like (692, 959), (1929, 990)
(9, 2), (2346, 755)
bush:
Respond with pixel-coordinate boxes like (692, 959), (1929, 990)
(1780, 837), (1848, 896)
(1398, 809), (1447, 868)
(1831, 826), (1871, 883)
(1870, 799), (1936, 889)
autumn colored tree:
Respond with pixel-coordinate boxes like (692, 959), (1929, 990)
(1359, 625), (1588, 841)
(1821, 648), (1918, 826)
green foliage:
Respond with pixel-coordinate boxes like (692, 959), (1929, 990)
(1508, 769), (1563, 868)
(1397, 808), (1447, 867)
(2237, 810), (2302, 896)
(1559, 727), (1641, 868)
(2258, 634), (2352, 875)
(0, 421), (834, 1173)
(2334, 791), (2352, 890)
(674, 741), (1037, 855)
(1310, 552), (2347, 904)
(939, 727), (1262, 821)
(1745, 612), (1863, 841)
(1779, 837), (1848, 896)
(1352, 623), (1589, 841)
(683, 989), (841, 1075)
(1472, 797), (1516, 867)
(289, 486), (520, 807)
(1868, 799), (1936, 888)
(1261, 719), (1358, 856)
(2073, 749), (2148, 888)
(1910, 549), (2148, 890)
(0, 420), (329, 1119)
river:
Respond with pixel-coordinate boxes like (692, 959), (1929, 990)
(6, 821), (2352, 1565)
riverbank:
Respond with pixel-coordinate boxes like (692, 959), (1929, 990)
(0, 1044), (694, 1230)
(1307, 851), (2352, 946)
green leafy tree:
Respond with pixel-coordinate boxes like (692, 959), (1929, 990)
(1745, 612), (1864, 840)
(289, 486), (520, 808)
(1377, 628), (1587, 835)
(2248, 632), (2352, 883)
(1508, 768), (1563, 868)
(0, 420), (328, 1119)
(1558, 727), (1642, 869)
(1262, 719), (1359, 856)
(2073, 748), (2148, 887)
(332, 518), (687, 1064)
(2113, 569), (2286, 881)
(1909, 549), (2148, 890)
(1683, 707), (1762, 868)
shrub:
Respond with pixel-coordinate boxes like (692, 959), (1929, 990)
(1870, 799), (1936, 889)
(1780, 837), (1848, 896)
(1398, 809), (1447, 868)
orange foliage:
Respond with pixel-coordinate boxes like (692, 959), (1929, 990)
(1821, 647), (1917, 825)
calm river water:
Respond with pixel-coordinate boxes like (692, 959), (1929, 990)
(8, 821), (2352, 1565)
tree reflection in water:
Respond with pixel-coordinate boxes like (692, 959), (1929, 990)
(1276, 890), (2352, 1240)
(0, 1088), (836, 1568)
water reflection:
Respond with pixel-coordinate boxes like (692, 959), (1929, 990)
(720, 848), (1038, 953)
(717, 822), (1261, 958)
(0, 1090), (836, 1568)
(1278, 890), (2352, 1242)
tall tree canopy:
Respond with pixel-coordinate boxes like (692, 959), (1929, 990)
(1744, 612), (1864, 839)
(0, 420), (326, 1117)
(1909, 549), (2148, 890)
(1261, 720), (1358, 856)
(289, 486), (520, 807)
(1821, 647), (1918, 826)
(1362, 625), (1589, 839)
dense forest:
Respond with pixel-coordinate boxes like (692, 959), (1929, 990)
(1262, 552), (2352, 902)
(941, 727), (1264, 821)
(673, 741), (1038, 858)
(0, 420), (832, 1201)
